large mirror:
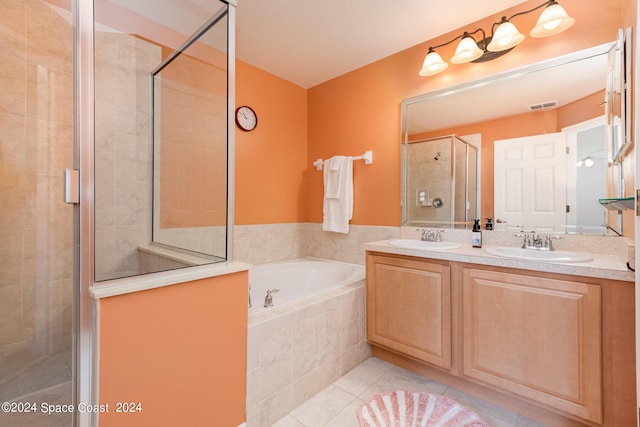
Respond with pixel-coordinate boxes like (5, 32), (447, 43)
(401, 41), (623, 235)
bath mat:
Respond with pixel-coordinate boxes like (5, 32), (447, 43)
(357, 390), (489, 427)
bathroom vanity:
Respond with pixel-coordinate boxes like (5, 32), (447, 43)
(364, 241), (635, 426)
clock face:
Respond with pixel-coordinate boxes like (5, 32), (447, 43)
(235, 106), (257, 131)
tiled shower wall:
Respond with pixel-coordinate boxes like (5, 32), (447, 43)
(0, 0), (73, 400)
(94, 31), (160, 281)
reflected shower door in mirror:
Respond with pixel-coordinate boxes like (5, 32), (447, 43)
(401, 42), (621, 235)
(94, 1), (230, 281)
(403, 135), (478, 228)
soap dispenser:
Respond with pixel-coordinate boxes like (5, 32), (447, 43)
(472, 219), (482, 248)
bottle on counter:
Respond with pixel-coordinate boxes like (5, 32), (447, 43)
(472, 219), (482, 248)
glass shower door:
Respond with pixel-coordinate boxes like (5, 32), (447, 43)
(0, 1), (74, 426)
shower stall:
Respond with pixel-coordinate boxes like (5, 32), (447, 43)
(0, 2), (75, 425)
(0, 1), (233, 425)
(403, 134), (479, 227)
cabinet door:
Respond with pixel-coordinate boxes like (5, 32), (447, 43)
(367, 254), (451, 369)
(462, 268), (602, 423)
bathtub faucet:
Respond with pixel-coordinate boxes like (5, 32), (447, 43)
(264, 289), (280, 308)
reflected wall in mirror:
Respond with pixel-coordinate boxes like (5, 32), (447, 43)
(401, 41), (623, 235)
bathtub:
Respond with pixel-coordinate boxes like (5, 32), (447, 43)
(246, 257), (370, 426)
(248, 257), (365, 314)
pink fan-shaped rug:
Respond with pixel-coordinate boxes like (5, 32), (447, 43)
(357, 390), (489, 427)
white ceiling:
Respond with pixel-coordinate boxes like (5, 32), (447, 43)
(112, 0), (530, 88)
(235, 0), (530, 88)
(98, 0), (610, 130)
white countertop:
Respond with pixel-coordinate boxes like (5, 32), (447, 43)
(364, 240), (634, 282)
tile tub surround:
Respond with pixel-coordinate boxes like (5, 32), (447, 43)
(304, 224), (399, 265)
(246, 281), (370, 427)
(234, 223), (308, 265)
(234, 223), (399, 266)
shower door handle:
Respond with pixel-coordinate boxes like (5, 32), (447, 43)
(64, 169), (79, 204)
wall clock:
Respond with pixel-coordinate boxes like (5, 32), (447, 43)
(235, 106), (258, 131)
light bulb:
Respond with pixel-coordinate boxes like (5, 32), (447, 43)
(530, 3), (575, 38)
(419, 50), (448, 76)
(487, 20), (525, 52)
(451, 35), (483, 64)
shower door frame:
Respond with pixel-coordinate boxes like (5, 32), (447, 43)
(75, 0), (97, 425)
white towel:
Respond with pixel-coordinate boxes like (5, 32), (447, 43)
(324, 156), (346, 198)
(322, 156), (353, 233)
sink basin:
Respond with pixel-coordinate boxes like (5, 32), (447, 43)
(387, 239), (461, 251)
(484, 247), (593, 263)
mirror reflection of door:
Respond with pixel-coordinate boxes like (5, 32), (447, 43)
(564, 118), (607, 233)
(494, 133), (567, 230)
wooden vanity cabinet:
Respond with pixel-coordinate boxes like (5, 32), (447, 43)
(366, 253), (451, 369)
(366, 251), (636, 426)
(462, 267), (602, 423)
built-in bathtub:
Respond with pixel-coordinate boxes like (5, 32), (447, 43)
(249, 258), (365, 313)
(246, 257), (370, 427)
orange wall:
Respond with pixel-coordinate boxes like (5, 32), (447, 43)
(307, 0), (626, 227)
(235, 60), (308, 224)
(98, 271), (248, 427)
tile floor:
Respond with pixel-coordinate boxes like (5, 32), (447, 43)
(271, 357), (549, 427)
(0, 382), (72, 427)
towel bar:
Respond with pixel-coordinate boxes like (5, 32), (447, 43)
(313, 150), (373, 171)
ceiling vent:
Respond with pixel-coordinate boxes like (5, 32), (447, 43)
(528, 100), (558, 111)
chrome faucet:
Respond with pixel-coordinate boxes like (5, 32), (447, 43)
(518, 232), (559, 251)
(264, 289), (280, 308)
(543, 235), (554, 250)
(248, 283), (252, 308)
(420, 228), (442, 242)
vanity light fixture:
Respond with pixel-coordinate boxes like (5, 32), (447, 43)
(419, 0), (575, 77)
